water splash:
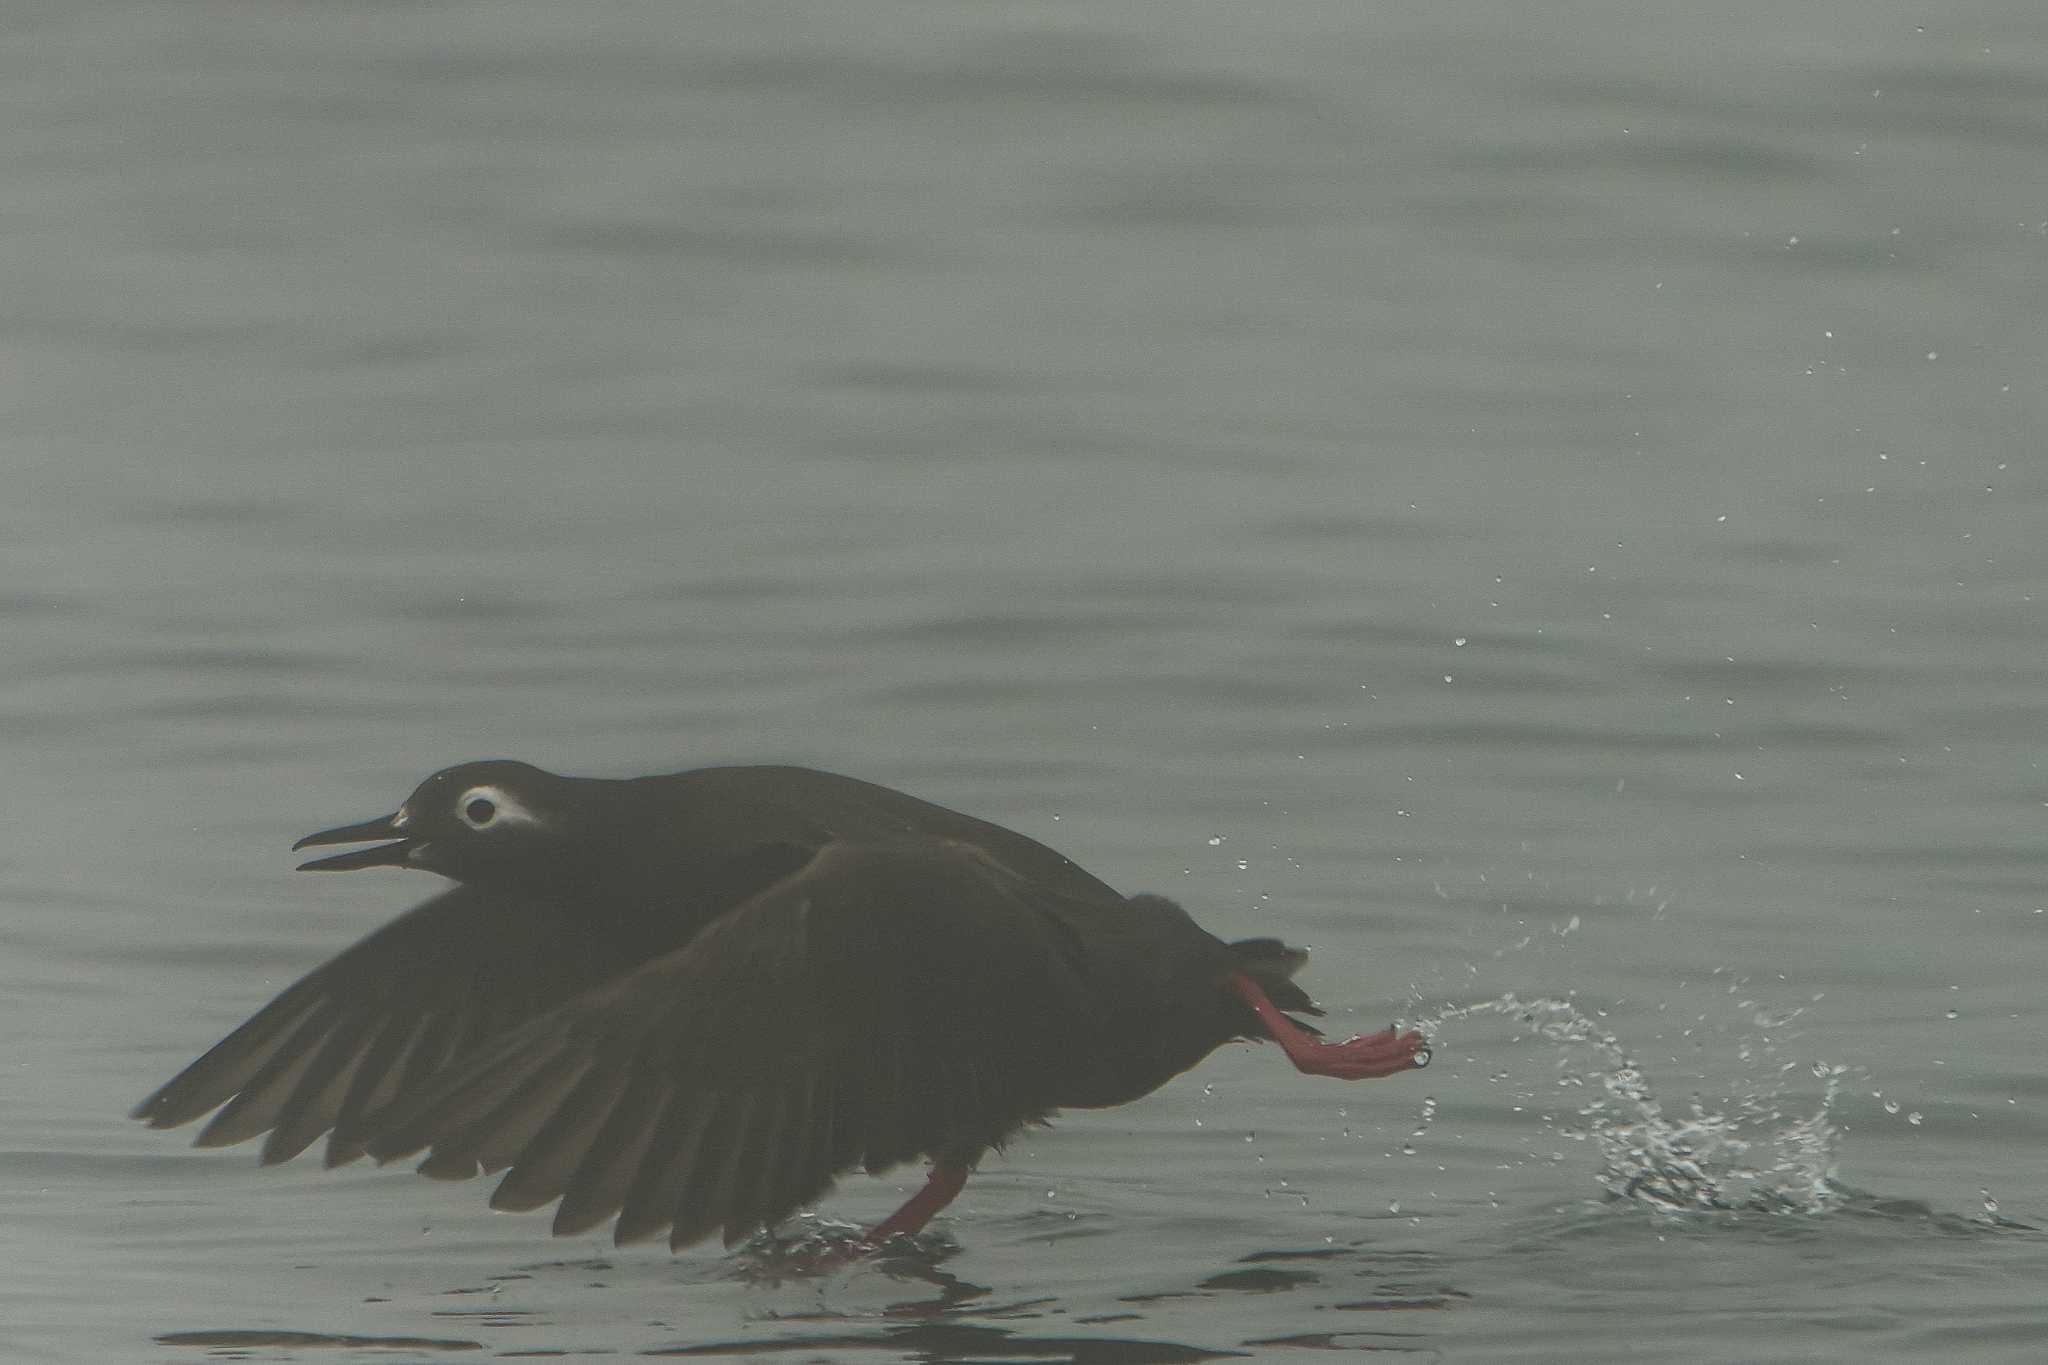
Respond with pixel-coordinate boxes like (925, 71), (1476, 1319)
(1419, 993), (1845, 1215)
(725, 1214), (959, 1282)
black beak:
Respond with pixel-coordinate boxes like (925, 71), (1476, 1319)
(292, 813), (417, 872)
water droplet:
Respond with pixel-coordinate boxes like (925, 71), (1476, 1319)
(1206, 836), (1224, 846)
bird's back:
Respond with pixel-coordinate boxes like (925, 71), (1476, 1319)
(587, 766), (1124, 924)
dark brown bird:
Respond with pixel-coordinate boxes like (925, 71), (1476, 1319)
(133, 761), (1429, 1250)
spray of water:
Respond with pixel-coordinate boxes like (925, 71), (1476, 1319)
(1418, 993), (1846, 1214)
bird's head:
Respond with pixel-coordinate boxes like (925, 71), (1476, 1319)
(292, 759), (595, 888)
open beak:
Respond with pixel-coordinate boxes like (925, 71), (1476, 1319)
(292, 813), (418, 872)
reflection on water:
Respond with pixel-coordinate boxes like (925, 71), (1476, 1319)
(156, 1330), (483, 1353)
(147, 1195), (2042, 1359)
(647, 1323), (1245, 1362)
(151, 1231), (1471, 1360)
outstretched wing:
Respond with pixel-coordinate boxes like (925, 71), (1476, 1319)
(131, 884), (648, 1167)
(356, 840), (1105, 1249)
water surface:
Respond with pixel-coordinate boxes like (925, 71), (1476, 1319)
(5, 2), (2046, 1361)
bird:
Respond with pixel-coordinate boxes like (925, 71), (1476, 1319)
(133, 760), (1430, 1251)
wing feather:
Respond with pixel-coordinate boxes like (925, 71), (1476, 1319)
(195, 1004), (338, 1148)
(607, 1100), (693, 1245)
(350, 840), (1106, 1247)
(261, 1009), (381, 1165)
(489, 1067), (632, 1213)
(718, 1084), (786, 1246)
(613, 1097), (717, 1247)
(327, 1012), (447, 1166)
(133, 998), (323, 1131)
(670, 1090), (750, 1250)
(553, 1075), (670, 1237)
(136, 884), (644, 1164)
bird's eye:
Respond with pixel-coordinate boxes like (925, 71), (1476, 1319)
(463, 797), (497, 827)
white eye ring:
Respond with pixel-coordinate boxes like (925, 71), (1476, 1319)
(455, 785), (509, 830)
(453, 784), (541, 832)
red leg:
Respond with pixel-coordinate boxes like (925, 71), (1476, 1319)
(862, 1162), (969, 1245)
(1227, 973), (1429, 1079)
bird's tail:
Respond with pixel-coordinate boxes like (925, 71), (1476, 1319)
(1227, 937), (1323, 1018)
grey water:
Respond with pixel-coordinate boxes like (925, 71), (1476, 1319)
(6, 1), (2047, 1361)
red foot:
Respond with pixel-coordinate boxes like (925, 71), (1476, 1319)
(861, 1162), (969, 1247)
(1227, 973), (1429, 1079)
